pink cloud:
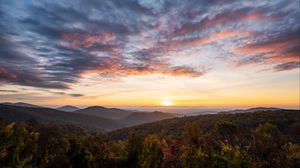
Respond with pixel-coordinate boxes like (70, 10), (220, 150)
(168, 30), (251, 50)
(174, 9), (276, 36)
(62, 33), (114, 48)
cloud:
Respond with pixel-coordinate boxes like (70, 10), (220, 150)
(0, 0), (299, 89)
(173, 7), (277, 37)
(69, 93), (84, 97)
(47, 91), (85, 97)
(0, 89), (18, 93)
(80, 60), (204, 78)
(273, 62), (300, 72)
(0, 66), (68, 89)
(168, 30), (251, 50)
(234, 27), (300, 70)
(61, 33), (115, 49)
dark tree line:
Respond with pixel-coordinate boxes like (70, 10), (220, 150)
(0, 115), (300, 168)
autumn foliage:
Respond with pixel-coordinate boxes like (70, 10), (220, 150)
(0, 110), (300, 168)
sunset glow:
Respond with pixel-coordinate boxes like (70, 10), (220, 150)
(160, 100), (173, 106)
(0, 0), (299, 108)
(1, 1), (299, 167)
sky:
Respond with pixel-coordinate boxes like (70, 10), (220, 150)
(0, 0), (299, 108)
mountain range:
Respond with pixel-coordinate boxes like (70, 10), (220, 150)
(75, 106), (133, 119)
(57, 105), (80, 112)
(109, 108), (300, 141)
(1, 102), (42, 108)
(0, 102), (174, 132)
(1, 102), (295, 133)
(217, 107), (282, 114)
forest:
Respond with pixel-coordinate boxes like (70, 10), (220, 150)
(0, 109), (299, 168)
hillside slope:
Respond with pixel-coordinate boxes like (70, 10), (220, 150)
(1, 102), (43, 108)
(57, 105), (80, 112)
(0, 105), (126, 132)
(122, 111), (174, 126)
(0, 105), (176, 132)
(108, 109), (300, 142)
(74, 106), (133, 119)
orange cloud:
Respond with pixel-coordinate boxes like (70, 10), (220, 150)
(80, 61), (204, 78)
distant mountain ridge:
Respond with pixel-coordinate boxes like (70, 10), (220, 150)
(1, 102), (43, 108)
(0, 104), (126, 132)
(57, 105), (80, 112)
(74, 106), (134, 119)
(2, 102), (290, 133)
(0, 104), (175, 132)
(218, 107), (282, 114)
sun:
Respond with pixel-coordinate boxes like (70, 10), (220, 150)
(160, 100), (173, 106)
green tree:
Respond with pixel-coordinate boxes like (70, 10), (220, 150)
(37, 124), (70, 168)
(67, 136), (93, 168)
(182, 122), (202, 146)
(181, 145), (208, 168)
(283, 142), (300, 168)
(212, 143), (250, 168)
(0, 123), (39, 168)
(213, 121), (240, 145)
(250, 123), (285, 167)
(139, 134), (167, 168)
(127, 130), (143, 167)
(85, 135), (112, 168)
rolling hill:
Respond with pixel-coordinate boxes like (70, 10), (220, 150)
(1, 102), (43, 108)
(0, 104), (175, 132)
(218, 107), (282, 114)
(57, 105), (80, 112)
(0, 104), (126, 132)
(74, 106), (134, 119)
(122, 111), (174, 126)
(108, 108), (300, 142)
(0, 106), (299, 168)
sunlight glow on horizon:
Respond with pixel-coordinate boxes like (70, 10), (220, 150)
(160, 99), (173, 106)
(0, 68), (299, 108)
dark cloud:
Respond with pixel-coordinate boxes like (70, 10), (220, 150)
(273, 62), (300, 72)
(46, 91), (85, 97)
(69, 93), (84, 97)
(0, 65), (68, 89)
(0, 89), (18, 93)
